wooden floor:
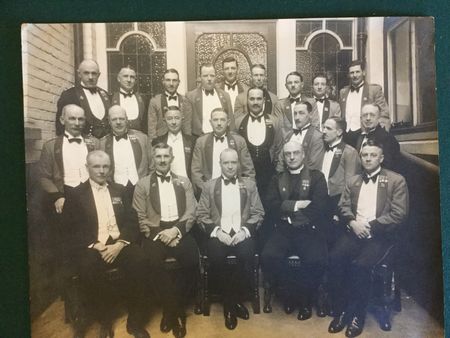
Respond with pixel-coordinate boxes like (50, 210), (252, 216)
(32, 290), (443, 338)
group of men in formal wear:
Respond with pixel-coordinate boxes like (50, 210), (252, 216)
(38, 56), (408, 338)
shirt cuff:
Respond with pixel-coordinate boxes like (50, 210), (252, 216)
(242, 227), (251, 238)
(117, 239), (130, 246)
(210, 226), (221, 238)
(88, 241), (98, 249)
(294, 201), (301, 212)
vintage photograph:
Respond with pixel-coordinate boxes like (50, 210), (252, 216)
(23, 17), (442, 337)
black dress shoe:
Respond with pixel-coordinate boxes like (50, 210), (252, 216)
(126, 326), (150, 338)
(99, 322), (114, 338)
(297, 306), (312, 321)
(224, 310), (237, 330)
(316, 305), (327, 317)
(345, 316), (365, 337)
(172, 316), (187, 338)
(160, 315), (172, 333)
(328, 312), (348, 333)
(235, 303), (249, 320)
(284, 303), (295, 314)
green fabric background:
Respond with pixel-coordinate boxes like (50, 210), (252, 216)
(0, 1), (448, 336)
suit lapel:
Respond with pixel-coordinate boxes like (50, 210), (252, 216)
(361, 83), (369, 108)
(81, 182), (99, 235)
(322, 100), (331, 124)
(302, 126), (314, 150)
(278, 172), (291, 201)
(104, 135), (115, 168)
(213, 178), (222, 217)
(237, 82), (245, 94)
(136, 92), (145, 116)
(111, 92), (120, 106)
(195, 89), (203, 122)
(283, 99), (293, 125)
(356, 132), (364, 152)
(149, 173), (161, 215)
(328, 142), (345, 178)
(205, 133), (214, 178)
(76, 87), (92, 117)
(217, 89), (228, 113)
(172, 173), (186, 217)
(182, 134), (192, 174)
(54, 136), (64, 176)
(340, 87), (349, 119)
(263, 89), (273, 115)
(129, 132), (142, 169)
(352, 175), (363, 213)
(376, 169), (388, 218)
(238, 179), (247, 219)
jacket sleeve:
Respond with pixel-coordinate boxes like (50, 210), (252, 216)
(238, 139), (256, 179)
(195, 184), (216, 236)
(132, 179), (159, 235)
(306, 134), (325, 170)
(190, 139), (206, 193)
(338, 180), (357, 224)
(38, 142), (63, 201)
(244, 182), (265, 236)
(181, 98), (193, 136)
(233, 92), (246, 120)
(147, 98), (158, 141)
(118, 186), (140, 243)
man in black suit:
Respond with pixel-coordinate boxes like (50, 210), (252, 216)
(110, 67), (147, 133)
(62, 150), (149, 338)
(262, 139), (328, 321)
(152, 106), (195, 179)
(56, 59), (111, 138)
(345, 103), (400, 172)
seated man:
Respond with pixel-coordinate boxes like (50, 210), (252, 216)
(62, 150), (149, 338)
(327, 140), (409, 337)
(262, 140), (328, 320)
(196, 148), (264, 330)
(133, 143), (199, 338)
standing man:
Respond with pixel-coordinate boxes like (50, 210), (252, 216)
(100, 105), (152, 200)
(262, 140), (328, 320)
(234, 64), (278, 119)
(345, 103), (400, 172)
(56, 59), (111, 139)
(196, 148), (264, 330)
(191, 108), (255, 197)
(110, 67), (147, 133)
(187, 63), (235, 137)
(148, 68), (193, 141)
(133, 143), (199, 338)
(62, 151), (149, 338)
(216, 56), (249, 112)
(275, 71), (310, 132)
(339, 60), (390, 133)
(305, 74), (341, 131)
(274, 101), (324, 172)
(327, 140), (408, 337)
(152, 106), (195, 179)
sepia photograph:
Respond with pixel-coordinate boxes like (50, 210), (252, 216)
(22, 17), (442, 337)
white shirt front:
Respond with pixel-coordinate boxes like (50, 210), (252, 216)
(356, 167), (381, 226)
(62, 134), (89, 187)
(167, 132), (187, 177)
(220, 177), (241, 234)
(289, 123), (310, 145)
(321, 139), (342, 185)
(315, 99), (325, 131)
(82, 85), (105, 120)
(290, 95), (302, 130)
(120, 91), (139, 120)
(345, 84), (364, 131)
(202, 89), (222, 133)
(224, 82), (238, 111)
(247, 114), (266, 146)
(158, 173), (179, 222)
(90, 180), (120, 244)
(212, 135), (229, 179)
(113, 136), (139, 185)
(165, 91), (180, 108)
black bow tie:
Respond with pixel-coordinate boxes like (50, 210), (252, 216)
(225, 83), (236, 91)
(166, 94), (177, 101)
(250, 114), (263, 123)
(362, 172), (379, 184)
(325, 144), (337, 152)
(294, 127), (308, 136)
(82, 86), (97, 94)
(350, 85), (362, 93)
(114, 133), (128, 141)
(223, 176), (237, 185)
(65, 134), (82, 144)
(121, 91), (133, 98)
(215, 135), (225, 143)
(289, 97), (300, 104)
(157, 174), (171, 183)
(204, 89), (215, 96)
(315, 97), (325, 103)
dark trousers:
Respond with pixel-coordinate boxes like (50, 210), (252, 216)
(141, 234), (199, 322)
(328, 231), (393, 318)
(261, 226), (327, 307)
(72, 243), (149, 329)
(207, 237), (255, 310)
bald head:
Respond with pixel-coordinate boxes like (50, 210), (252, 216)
(77, 59), (100, 88)
(220, 148), (239, 179)
(108, 105), (128, 136)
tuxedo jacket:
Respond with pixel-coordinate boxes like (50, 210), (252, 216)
(339, 168), (409, 240)
(345, 124), (400, 172)
(186, 88), (234, 136)
(265, 167), (328, 231)
(99, 129), (152, 182)
(216, 81), (248, 94)
(152, 132), (195, 178)
(62, 180), (139, 251)
(56, 86), (111, 139)
(147, 93), (192, 141)
(132, 172), (197, 237)
(234, 88), (279, 120)
(111, 91), (147, 133)
(304, 97), (341, 129)
(38, 135), (99, 200)
(274, 96), (313, 131)
(318, 142), (361, 197)
(339, 83), (390, 121)
(196, 177), (264, 237)
(274, 125), (325, 172)
(191, 132), (256, 193)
